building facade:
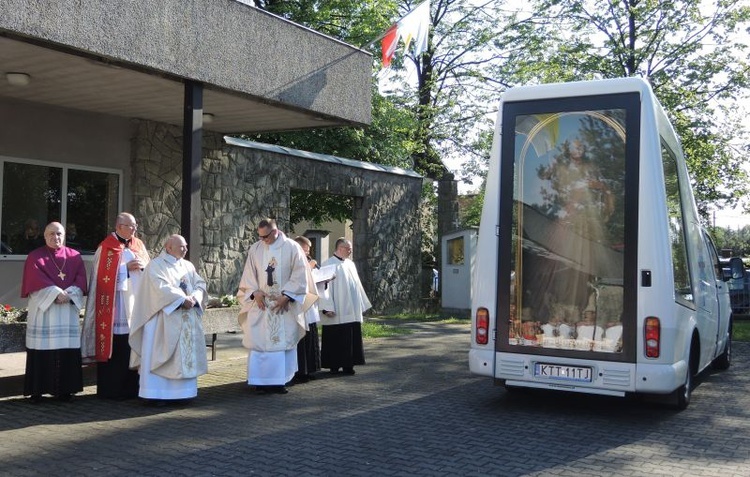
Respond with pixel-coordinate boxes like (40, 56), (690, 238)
(0, 0), (423, 312)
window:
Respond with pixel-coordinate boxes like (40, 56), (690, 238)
(447, 237), (465, 265)
(1, 158), (121, 256)
(508, 107), (627, 354)
(703, 232), (722, 282)
(661, 144), (692, 303)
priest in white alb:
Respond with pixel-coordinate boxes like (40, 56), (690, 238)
(237, 218), (317, 394)
(129, 234), (208, 404)
(319, 238), (372, 375)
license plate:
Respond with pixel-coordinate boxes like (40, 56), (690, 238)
(534, 363), (593, 382)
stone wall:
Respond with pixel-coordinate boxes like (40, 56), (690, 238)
(131, 120), (424, 313)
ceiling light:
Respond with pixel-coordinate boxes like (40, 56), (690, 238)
(6, 72), (31, 86)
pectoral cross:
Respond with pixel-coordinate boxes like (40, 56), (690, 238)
(58, 271), (66, 281)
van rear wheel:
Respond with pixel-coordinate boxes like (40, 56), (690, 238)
(713, 319), (732, 371)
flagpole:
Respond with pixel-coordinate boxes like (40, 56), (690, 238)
(361, 27), (395, 50)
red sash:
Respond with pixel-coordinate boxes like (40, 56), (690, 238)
(94, 234), (148, 361)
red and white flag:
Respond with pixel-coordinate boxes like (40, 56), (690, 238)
(381, 1), (430, 68)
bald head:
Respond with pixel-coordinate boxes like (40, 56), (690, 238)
(45, 221), (64, 234)
(115, 212), (138, 239)
(165, 234), (188, 259)
(44, 222), (65, 250)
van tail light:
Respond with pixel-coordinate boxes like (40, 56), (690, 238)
(644, 316), (660, 358)
(475, 307), (489, 345)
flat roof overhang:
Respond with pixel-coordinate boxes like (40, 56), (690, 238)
(0, 0), (373, 133)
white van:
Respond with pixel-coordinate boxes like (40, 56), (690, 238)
(468, 78), (740, 409)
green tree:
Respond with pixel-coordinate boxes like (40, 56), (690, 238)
(530, 0), (750, 219)
(382, 0), (543, 182)
(379, 0), (547, 262)
(713, 224), (750, 257)
(249, 1), (421, 229)
(251, 1), (537, 235)
(460, 185), (484, 227)
(252, 0), (397, 47)
(255, 0), (537, 182)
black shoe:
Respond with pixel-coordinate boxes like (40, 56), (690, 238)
(99, 394), (136, 401)
(169, 398), (193, 406)
(29, 394), (42, 403)
(342, 367), (356, 375)
(269, 386), (289, 394)
(292, 373), (310, 384)
(329, 368), (341, 374)
(254, 386), (268, 395)
(143, 398), (168, 407)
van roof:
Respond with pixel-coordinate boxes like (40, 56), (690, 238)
(502, 77), (652, 103)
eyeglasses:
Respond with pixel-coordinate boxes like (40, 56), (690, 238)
(259, 230), (274, 239)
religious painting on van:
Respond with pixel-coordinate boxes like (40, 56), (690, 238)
(509, 109), (626, 353)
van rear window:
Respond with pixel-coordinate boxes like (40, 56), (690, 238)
(508, 109), (626, 353)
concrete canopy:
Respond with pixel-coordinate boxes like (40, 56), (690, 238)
(0, 0), (372, 133)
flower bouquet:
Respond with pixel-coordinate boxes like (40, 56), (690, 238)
(0, 303), (26, 324)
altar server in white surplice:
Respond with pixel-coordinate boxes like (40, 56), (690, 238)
(319, 238), (371, 376)
(237, 218), (317, 395)
(129, 234), (208, 404)
(291, 235), (327, 383)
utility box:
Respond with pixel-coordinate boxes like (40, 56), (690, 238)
(441, 228), (478, 318)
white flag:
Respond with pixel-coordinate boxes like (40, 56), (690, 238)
(381, 1), (431, 67)
(398, 1), (430, 58)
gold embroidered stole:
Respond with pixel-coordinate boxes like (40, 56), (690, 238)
(94, 235), (147, 361)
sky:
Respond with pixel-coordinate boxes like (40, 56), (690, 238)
(712, 208), (750, 229)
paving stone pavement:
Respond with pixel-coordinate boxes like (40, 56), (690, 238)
(0, 322), (749, 476)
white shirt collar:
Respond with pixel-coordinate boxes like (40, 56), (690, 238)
(268, 230), (286, 251)
(162, 251), (180, 265)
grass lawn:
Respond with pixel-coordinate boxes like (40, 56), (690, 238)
(362, 313), (470, 339)
(361, 321), (412, 338)
(734, 319), (750, 342)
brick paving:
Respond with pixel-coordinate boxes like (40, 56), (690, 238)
(1, 322), (749, 476)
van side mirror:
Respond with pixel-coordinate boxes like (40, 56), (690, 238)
(728, 257), (745, 281)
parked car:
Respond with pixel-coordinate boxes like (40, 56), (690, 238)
(728, 273), (750, 315)
(722, 259), (750, 315)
